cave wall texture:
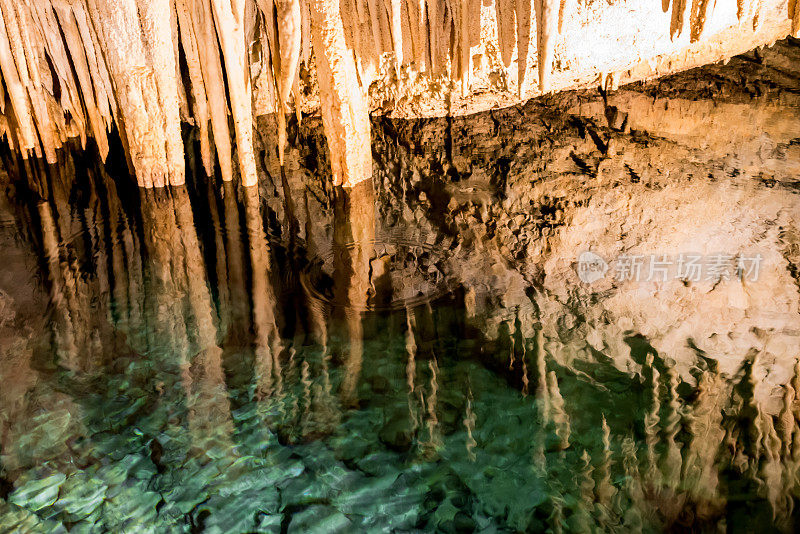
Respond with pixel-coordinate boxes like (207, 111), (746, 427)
(0, 0), (798, 189)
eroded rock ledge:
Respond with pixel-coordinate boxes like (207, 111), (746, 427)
(0, 0), (798, 189)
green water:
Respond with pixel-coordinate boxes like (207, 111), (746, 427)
(0, 136), (796, 534)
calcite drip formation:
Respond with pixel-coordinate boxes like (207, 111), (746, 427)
(0, 0), (798, 189)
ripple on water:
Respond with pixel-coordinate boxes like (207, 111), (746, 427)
(300, 232), (456, 312)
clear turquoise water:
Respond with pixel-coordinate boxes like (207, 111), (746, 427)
(0, 143), (796, 534)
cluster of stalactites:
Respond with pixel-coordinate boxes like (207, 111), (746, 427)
(0, 1), (799, 189)
(0, 0), (311, 189)
(338, 0), (571, 97)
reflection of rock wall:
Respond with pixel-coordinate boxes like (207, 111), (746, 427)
(369, 39), (800, 391)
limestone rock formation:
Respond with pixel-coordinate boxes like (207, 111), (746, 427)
(0, 0), (797, 189)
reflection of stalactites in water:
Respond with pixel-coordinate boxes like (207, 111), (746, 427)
(594, 415), (616, 512)
(172, 187), (217, 348)
(644, 354), (661, 486)
(286, 344), (300, 426)
(507, 318), (516, 370)
(790, 358), (800, 462)
(156, 186), (234, 450)
(618, 436), (646, 531)
(681, 366), (725, 514)
(534, 328), (549, 417)
(405, 307), (418, 394)
(221, 181), (249, 340)
(778, 382), (796, 459)
(406, 307), (420, 434)
(547, 371), (570, 450)
(422, 357), (442, 458)
(759, 414), (791, 525)
(332, 180), (376, 404)
(464, 384), (476, 462)
(571, 450), (596, 532)
(37, 201), (79, 370)
(548, 494), (565, 534)
(532, 424), (547, 476)
(299, 357), (313, 435)
(243, 185), (282, 399)
(740, 351), (765, 476)
(661, 365), (683, 490)
(139, 189), (190, 360)
(205, 179), (231, 335)
(514, 311), (530, 396)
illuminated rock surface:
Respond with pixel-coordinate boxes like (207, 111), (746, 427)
(0, 0), (797, 189)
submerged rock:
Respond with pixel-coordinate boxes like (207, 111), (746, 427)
(286, 505), (351, 533)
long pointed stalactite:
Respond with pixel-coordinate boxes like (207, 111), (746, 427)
(0, 0), (797, 190)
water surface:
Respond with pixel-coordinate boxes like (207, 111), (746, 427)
(1, 82), (800, 533)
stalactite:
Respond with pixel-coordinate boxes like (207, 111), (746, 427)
(258, 0), (302, 167)
(277, 0), (302, 142)
(34, 2), (89, 147)
(72, 3), (117, 125)
(52, 4), (108, 159)
(793, 0), (800, 38)
(456, 0), (468, 92)
(87, 0), (173, 187)
(0, 4), (38, 158)
(495, 0), (515, 68)
(188, 0), (235, 183)
(138, 0), (185, 186)
(0, 0), (796, 191)
(753, 0), (764, 31)
(689, 0), (715, 43)
(310, 0), (372, 188)
(557, 0), (569, 33)
(176, 0), (213, 175)
(670, 0), (689, 40)
(7, 2), (60, 163)
(210, 0), (259, 187)
(415, 0), (426, 70)
(515, 0), (531, 96)
(533, 0), (557, 92)
(389, 0), (404, 65)
(403, 0), (419, 69)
